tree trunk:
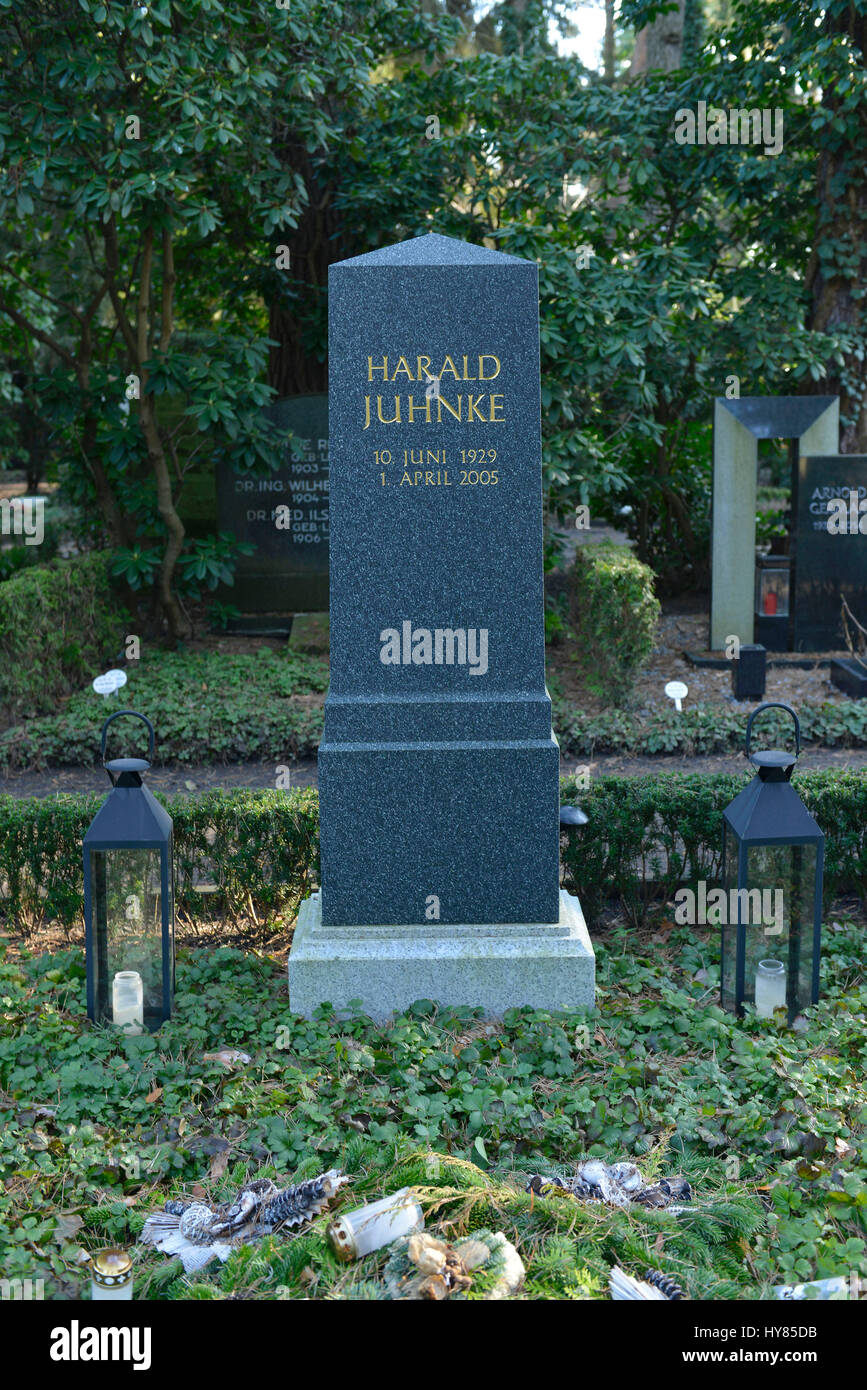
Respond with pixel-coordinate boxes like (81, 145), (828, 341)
(140, 391), (190, 641)
(603, 0), (615, 81)
(804, 9), (867, 453)
(266, 142), (355, 397)
(629, 0), (686, 75)
(74, 362), (135, 549)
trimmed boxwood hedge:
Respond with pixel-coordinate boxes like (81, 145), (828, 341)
(560, 769), (867, 924)
(1, 772), (865, 933)
(564, 542), (660, 705)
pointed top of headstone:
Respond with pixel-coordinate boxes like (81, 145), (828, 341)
(333, 232), (529, 269)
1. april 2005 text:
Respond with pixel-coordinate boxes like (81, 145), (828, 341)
(373, 448), (499, 486)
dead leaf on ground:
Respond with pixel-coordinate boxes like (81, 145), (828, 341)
(53, 1212), (83, 1243)
(146, 1085), (163, 1104)
(208, 1149), (229, 1182)
(203, 1048), (252, 1068)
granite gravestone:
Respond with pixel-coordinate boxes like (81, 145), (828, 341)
(288, 233), (594, 1020)
(215, 394), (329, 616)
(792, 454), (867, 650)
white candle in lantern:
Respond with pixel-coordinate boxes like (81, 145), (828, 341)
(112, 970), (143, 1034)
(755, 959), (786, 1017)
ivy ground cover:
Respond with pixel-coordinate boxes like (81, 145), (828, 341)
(1, 912), (864, 1300)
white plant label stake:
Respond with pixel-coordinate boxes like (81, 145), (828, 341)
(664, 679), (688, 712)
(92, 670), (128, 700)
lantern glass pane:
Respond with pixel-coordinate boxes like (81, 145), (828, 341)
(755, 563), (790, 618)
(743, 842), (817, 1013)
(90, 848), (166, 1029)
(721, 827), (739, 1012)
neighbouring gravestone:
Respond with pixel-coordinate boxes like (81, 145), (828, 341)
(288, 232), (594, 1020)
(793, 455), (867, 650)
(710, 395), (838, 649)
(215, 394), (329, 619)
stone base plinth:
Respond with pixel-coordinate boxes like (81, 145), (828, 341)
(288, 889), (595, 1021)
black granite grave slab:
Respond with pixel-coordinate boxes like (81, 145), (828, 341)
(215, 394), (328, 613)
(320, 233), (560, 925)
(830, 658), (867, 698)
(792, 455), (867, 650)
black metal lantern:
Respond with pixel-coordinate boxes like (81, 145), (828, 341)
(84, 711), (174, 1032)
(721, 702), (823, 1021)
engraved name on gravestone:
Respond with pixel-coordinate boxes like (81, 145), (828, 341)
(319, 233), (560, 927)
(215, 394), (329, 613)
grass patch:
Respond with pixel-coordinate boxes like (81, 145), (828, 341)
(0, 646), (328, 768)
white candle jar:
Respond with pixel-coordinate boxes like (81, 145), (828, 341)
(328, 1188), (424, 1261)
(112, 970), (144, 1035)
(755, 958), (786, 1017)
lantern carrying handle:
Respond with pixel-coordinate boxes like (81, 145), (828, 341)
(745, 701), (800, 759)
(100, 709), (155, 765)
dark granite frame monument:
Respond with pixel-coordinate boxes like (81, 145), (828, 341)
(710, 396), (838, 650)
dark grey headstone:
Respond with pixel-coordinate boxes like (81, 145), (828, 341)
(215, 394), (329, 613)
(319, 233), (559, 925)
(793, 454), (867, 650)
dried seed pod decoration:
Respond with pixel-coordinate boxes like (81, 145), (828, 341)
(384, 1229), (525, 1301)
(259, 1170), (348, 1233)
(643, 1268), (686, 1300)
(140, 1168), (348, 1274)
(407, 1233), (448, 1275)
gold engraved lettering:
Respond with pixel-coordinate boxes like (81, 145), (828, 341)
(440, 356), (461, 380)
(368, 356), (388, 380)
(478, 355), (500, 380)
(467, 395), (488, 422)
(392, 356), (414, 380)
(462, 355), (477, 381)
(436, 394), (462, 422)
(407, 395), (432, 424)
(489, 394), (505, 421)
(376, 395), (401, 424)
